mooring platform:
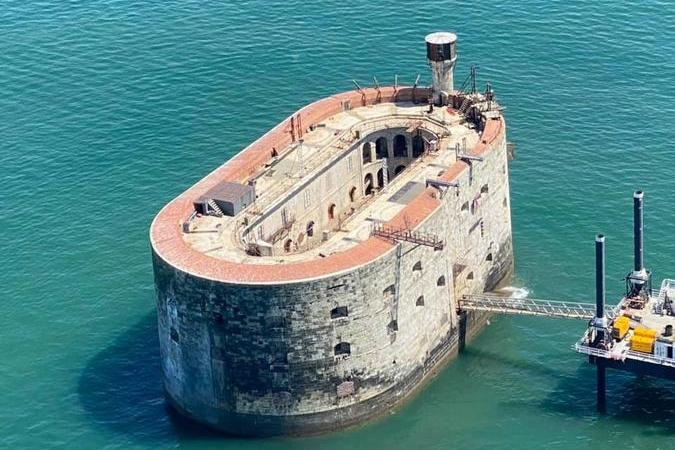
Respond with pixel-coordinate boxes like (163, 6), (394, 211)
(576, 279), (675, 378)
(458, 191), (675, 411)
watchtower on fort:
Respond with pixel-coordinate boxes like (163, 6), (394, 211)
(425, 31), (458, 105)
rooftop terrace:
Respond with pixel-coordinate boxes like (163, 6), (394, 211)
(183, 101), (485, 264)
(150, 87), (505, 283)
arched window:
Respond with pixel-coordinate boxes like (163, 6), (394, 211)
(376, 168), (384, 188)
(334, 342), (351, 356)
(412, 261), (422, 271)
(364, 174), (374, 195)
(461, 201), (469, 212)
(467, 271), (474, 280)
(328, 204), (337, 220)
(481, 184), (489, 194)
(349, 186), (357, 202)
(412, 134), (425, 157)
(383, 284), (395, 296)
(376, 137), (388, 159)
(486, 253), (493, 262)
(284, 239), (293, 253)
(437, 276), (446, 286)
(297, 232), (305, 245)
(416, 295), (425, 306)
(362, 142), (372, 164)
(393, 135), (408, 157)
(394, 165), (406, 176)
(388, 320), (398, 332)
(306, 221), (315, 237)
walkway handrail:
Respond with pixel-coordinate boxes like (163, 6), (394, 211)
(574, 341), (675, 368)
(460, 294), (619, 320)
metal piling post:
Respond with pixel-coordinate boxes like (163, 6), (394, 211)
(595, 233), (607, 412)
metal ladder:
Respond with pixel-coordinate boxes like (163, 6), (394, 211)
(207, 199), (224, 217)
(389, 244), (403, 337)
(458, 96), (472, 114)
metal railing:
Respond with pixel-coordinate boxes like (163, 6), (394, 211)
(574, 341), (675, 368)
(459, 294), (619, 320)
(371, 223), (444, 250)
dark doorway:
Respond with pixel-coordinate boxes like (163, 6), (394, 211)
(393, 135), (408, 157)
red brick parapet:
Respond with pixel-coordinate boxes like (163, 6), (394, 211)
(150, 87), (504, 284)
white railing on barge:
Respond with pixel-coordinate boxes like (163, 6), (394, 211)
(574, 340), (675, 368)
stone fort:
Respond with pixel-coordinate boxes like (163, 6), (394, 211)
(150, 32), (514, 436)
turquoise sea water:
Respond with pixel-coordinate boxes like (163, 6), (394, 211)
(2, 1), (675, 448)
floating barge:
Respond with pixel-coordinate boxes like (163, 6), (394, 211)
(459, 191), (675, 410)
(575, 192), (675, 408)
(576, 279), (675, 380)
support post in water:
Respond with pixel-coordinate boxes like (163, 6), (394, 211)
(595, 233), (607, 412)
(597, 364), (606, 413)
(595, 234), (606, 336)
(634, 191), (644, 272)
(627, 190), (650, 296)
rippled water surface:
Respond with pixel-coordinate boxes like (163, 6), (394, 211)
(2, 1), (675, 449)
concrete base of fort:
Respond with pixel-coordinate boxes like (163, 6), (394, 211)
(164, 308), (492, 436)
(162, 257), (512, 437)
(155, 226), (514, 437)
(160, 216), (513, 437)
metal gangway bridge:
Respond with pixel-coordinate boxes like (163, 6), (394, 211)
(459, 294), (619, 320)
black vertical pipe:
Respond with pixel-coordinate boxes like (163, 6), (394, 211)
(597, 364), (606, 412)
(595, 234), (607, 412)
(634, 191), (644, 272)
(595, 234), (606, 323)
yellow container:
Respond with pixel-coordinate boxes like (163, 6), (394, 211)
(630, 335), (655, 353)
(634, 327), (658, 339)
(614, 316), (630, 326)
(612, 316), (630, 340)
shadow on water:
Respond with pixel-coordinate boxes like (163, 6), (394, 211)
(77, 312), (384, 448)
(78, 312), (675, 445)
(463, 346), (566, 379)
(539, 363), (675, 436)
(468, 346), (675, 436)
(77, 312), (227, 444)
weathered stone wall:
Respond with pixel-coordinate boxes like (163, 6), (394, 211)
(249, 148), (364, 253)
(152, 120), (513, 437)
(247, 125), (434, 255)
